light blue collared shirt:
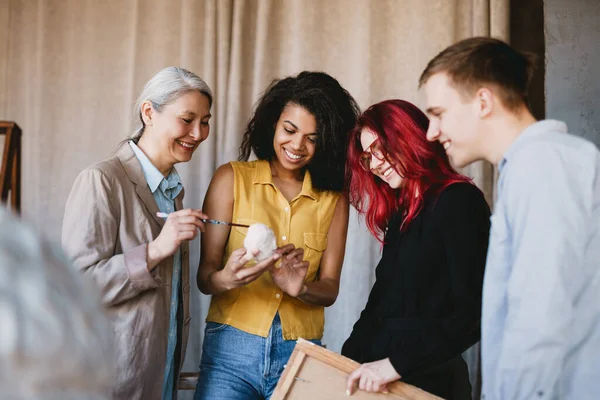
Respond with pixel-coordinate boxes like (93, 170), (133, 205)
(130, 141), (182, 400)
(482, 120), (600, 400)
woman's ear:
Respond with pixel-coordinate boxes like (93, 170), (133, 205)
(140, 101), (154, 126)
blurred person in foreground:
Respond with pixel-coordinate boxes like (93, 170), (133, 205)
(0, 207), (113, 399)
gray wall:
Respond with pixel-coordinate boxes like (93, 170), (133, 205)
(512, 0), (545, 120)
(545, 0), (600, 146)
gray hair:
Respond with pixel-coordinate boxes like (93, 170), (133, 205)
(131, 66), (213, 142)
(0, 208), (113, 399)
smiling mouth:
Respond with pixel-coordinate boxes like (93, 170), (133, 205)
(382, 167), (394, 178)
(176, 140), (195, 150)
(284, 148), (304, 161)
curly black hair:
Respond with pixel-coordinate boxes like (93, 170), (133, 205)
(239, 71), (360, 192)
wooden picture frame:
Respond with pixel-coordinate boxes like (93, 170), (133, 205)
(271, 339), (443, 400)
(0, 121), (22, 212)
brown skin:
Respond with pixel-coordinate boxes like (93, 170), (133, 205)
(195, 163), (281, 294)
(197, 104), (349, 306)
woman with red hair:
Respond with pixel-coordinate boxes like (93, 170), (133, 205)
(342, 99), (491, 399)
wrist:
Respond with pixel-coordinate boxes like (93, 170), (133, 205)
(385, 357), (402, 380)
(147, 241), (164, 270)
(297, 284), (308, 297)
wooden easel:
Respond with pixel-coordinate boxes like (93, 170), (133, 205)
(0, 121), (22, 212)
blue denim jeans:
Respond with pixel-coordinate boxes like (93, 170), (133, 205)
(194, 313), (321, 400)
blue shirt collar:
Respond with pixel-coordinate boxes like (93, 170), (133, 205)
(129, 141), (182, 198)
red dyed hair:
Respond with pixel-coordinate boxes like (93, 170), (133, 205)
(346, 99), (474, 242)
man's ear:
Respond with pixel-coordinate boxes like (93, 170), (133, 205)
(475, 87), (494, 119)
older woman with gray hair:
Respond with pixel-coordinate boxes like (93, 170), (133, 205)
(62, 67), (212, 400)
(0, 207), (113, 399)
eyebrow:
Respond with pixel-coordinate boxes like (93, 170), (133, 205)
(283, 120), (299, 130)
(362, 138), (379, 153)
(283, 120), (317, 136)
(180, 111), (212, 119)
(425, 107), (443, 115)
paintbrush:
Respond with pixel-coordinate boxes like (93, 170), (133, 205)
(156, 212), (250, 228)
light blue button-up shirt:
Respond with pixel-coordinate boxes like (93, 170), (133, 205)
(482, 120), (600, 400)
(130, 141), (182, 400)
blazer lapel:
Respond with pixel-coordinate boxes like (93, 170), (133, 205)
(116, 142), (165, 229)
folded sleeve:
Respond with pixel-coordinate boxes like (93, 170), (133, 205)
(62, 167), (161, 307)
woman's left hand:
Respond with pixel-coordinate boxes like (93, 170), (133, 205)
(346, 358), (401, 395)
(269, 244), (309, 297)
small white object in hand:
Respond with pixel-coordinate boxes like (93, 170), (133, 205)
(244, 223), (277, 262)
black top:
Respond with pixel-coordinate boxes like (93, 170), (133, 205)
(342, 183), (490, 395)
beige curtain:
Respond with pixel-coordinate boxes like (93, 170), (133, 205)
(0, 0), (507, 398)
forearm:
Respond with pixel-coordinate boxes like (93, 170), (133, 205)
(386, 312), (479, 378)
(73, 244), (160, 307)
(147, 240), (169, 271)
(295, 278), (339, 307)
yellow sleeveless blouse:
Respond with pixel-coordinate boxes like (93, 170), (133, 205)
(206, 160), (341, 340)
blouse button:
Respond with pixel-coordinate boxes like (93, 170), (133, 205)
(275, 293), (281, 299)
(282, 235), (287, 241)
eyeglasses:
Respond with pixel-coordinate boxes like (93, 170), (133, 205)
(359, 138), (387, 171)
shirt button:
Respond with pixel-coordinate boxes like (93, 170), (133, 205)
(284, 207), (289, 212)
(275, 293), (281, 299)
(282, 236), (287, 241)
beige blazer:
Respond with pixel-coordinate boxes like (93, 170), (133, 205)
(62, 142), (191, 400)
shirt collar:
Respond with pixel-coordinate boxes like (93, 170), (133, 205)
(129, 141), (181, 197)
(159, 170), (183, 200)
(252, 159), (318, 201)
(498, 120), (568, 172)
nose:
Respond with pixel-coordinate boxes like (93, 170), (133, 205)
(190, 122), (209, 142)
(189, 125), (201, 140)
(290, 135), (304, 151)
(426, 120), (440, 142)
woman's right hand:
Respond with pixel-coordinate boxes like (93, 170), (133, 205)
(211, 248), (280, 291)
(147, 209), (208, 269)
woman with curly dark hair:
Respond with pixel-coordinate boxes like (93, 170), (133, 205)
(195, 71), (360, 399)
